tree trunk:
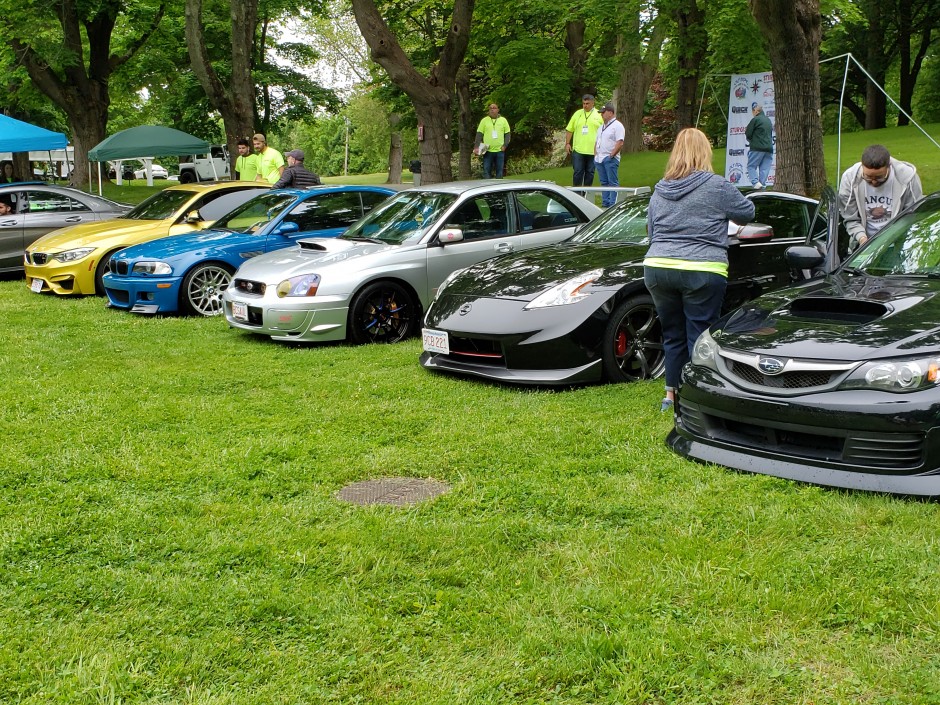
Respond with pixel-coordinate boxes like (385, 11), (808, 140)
(456, 65), (473, 179)
(387, 113), (403, 184)
(749, 0), (826, 197)
(673, 0), (707, 132)
(864, 5), (887, 129)
(185, 0), (258, 168)
(564, 21), (593, 117)
(613, 13), (666, 152)
(350, 0), (475, 185)
(897, 0), (932, 127)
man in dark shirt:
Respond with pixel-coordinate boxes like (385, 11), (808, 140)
(272, 150), (321, 189)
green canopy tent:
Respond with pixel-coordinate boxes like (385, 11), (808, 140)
(88, 125), (214, 190)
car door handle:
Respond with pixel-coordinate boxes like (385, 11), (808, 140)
(65, 216), (83, 222)
(494, 242), (514, 253)
(0, 220), (16, 226)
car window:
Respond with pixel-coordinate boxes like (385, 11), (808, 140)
(844, 202), (940, 276)
(749, 196), (807, 240)
(444, 192), (511, 240)
(22, 190), (91, 213)
(124, 190), (197, 220)
(569, 195), (650, 244)
(212, 192), (297, 233)
(284, 192), (364, 231)
(341, 191), (457, 244)
(194, 188), (266, 221)
(515, 189), (585, 231)
(360, 191), (390, 214)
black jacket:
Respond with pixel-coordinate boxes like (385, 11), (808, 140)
(273, 165), (321, 189)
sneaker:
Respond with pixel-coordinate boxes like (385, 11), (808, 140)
(752, 182), (763, 189)
(660, 398), (674, 413)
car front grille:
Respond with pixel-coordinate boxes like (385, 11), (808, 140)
(441, 336), (505, 367)
(108, 288), (130, 304)
(233, 279), (266, 296)
(111, 260), (129, 276)
(728, 360), (840, 389)
(28, 252), (48, 265)
(681, 400), (925, 471)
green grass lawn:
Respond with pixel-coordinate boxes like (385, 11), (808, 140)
(3, 281), (940, 703)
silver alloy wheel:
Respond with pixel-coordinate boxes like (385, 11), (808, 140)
(184, 264), (232, 316)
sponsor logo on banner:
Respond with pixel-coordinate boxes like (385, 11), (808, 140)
(726, 71), (776, 186)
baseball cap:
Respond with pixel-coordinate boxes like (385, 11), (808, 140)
(286, 149), (305, 161)
(601, 102), (616, 113)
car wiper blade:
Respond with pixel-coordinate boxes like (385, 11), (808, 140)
(841, 266), (866, 276)
(344, 236), (385, 244)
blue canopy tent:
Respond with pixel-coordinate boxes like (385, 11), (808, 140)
(0, 114), (68, 152)
(0, 115), (70, 181)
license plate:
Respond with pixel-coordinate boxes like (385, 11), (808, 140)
(422, 328), (449, 354)
(30, 277), (43, 293)
(232, 301), (248, 321)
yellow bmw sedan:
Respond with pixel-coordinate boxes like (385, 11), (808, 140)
(24, 182), (268, 296)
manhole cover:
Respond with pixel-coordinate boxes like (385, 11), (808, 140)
(337, 477), (451, 506)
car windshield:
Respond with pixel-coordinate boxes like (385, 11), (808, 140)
(567, 196), (650, 244)
(843, 199), (940, 276)
(340, 191), (457, 245)
(210, 192), (298, 233)
(123, 189), (195, 220)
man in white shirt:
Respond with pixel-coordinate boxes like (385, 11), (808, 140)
(594, 102), (625, 208)
(839, 144), (922, 250)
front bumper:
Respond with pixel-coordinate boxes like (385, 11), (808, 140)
(420, 293), (614, 385)
(103, 273), (181, 314)
(223, 291), (351, 343)
(24, 255), (100, 296)
(668, 364), (940, 497)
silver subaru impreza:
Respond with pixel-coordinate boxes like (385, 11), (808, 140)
(222, 180), (603, 344)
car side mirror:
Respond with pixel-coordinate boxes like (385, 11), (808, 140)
(786, 245), (825, 270)
(274, 220), (300, 236)
(438, 228), (463, 244)
(185, 210), (203, 224)
(734, 223), (774, 242)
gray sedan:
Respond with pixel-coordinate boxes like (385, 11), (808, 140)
(223, 180), (603, 344)
(0, 183), (130, 272)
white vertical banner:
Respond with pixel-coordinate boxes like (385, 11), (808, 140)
(725, 71), (776, 186)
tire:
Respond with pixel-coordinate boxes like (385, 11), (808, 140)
(179, 262), (234, 316)
(94, 249), (120, 296)
(601, 294), (665, 383)
(348, 281), (418, 344)
(179, 170), (197, 184)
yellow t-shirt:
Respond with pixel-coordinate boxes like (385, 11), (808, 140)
(257, 147), (285, 185)
(565, 109), (604, 155)
(643, 257), (729, 278)
(235, 154), (259, 181)
(476, 116), (511, 151)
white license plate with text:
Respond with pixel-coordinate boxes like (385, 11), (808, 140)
(422, 328), (449, 354)
(232, 301), (248, 321)
(30, 278), (43, 293)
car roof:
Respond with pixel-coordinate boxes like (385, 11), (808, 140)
(398, 179), (568, 195)
(163, 181), (270, 193)
(266, 184), (398, 198)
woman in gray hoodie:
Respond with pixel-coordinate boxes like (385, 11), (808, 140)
(644, 128), (755, 411)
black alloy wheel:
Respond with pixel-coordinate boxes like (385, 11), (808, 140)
(349, 281), (417, 344)
(601, 294), (666, 382)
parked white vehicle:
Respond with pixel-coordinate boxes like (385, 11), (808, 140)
(134, 163), (168, 179)
(179, 145), (230, 183)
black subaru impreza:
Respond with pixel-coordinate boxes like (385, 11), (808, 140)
(669, 189), (940, 497)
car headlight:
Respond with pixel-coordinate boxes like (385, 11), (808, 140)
(839, 357), (940, 392)
(691, 329), (719, 370)
(132, 261), (173, 275)
(524, 269), (603, 309)
(276, 273), (321, 298)
(52, 247), (96, 263)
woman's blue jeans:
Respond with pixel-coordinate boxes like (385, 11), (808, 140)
(644, 266), (727, 390)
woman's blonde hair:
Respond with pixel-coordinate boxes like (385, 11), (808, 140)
(663, 128), (714, 180)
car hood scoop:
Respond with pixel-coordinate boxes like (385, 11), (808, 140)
(785, 295), (888, 324)
(713, 273), (940, 361)
(445, 242), (647, 300)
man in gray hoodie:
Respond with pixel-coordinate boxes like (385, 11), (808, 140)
(839, 144), (922, 250)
